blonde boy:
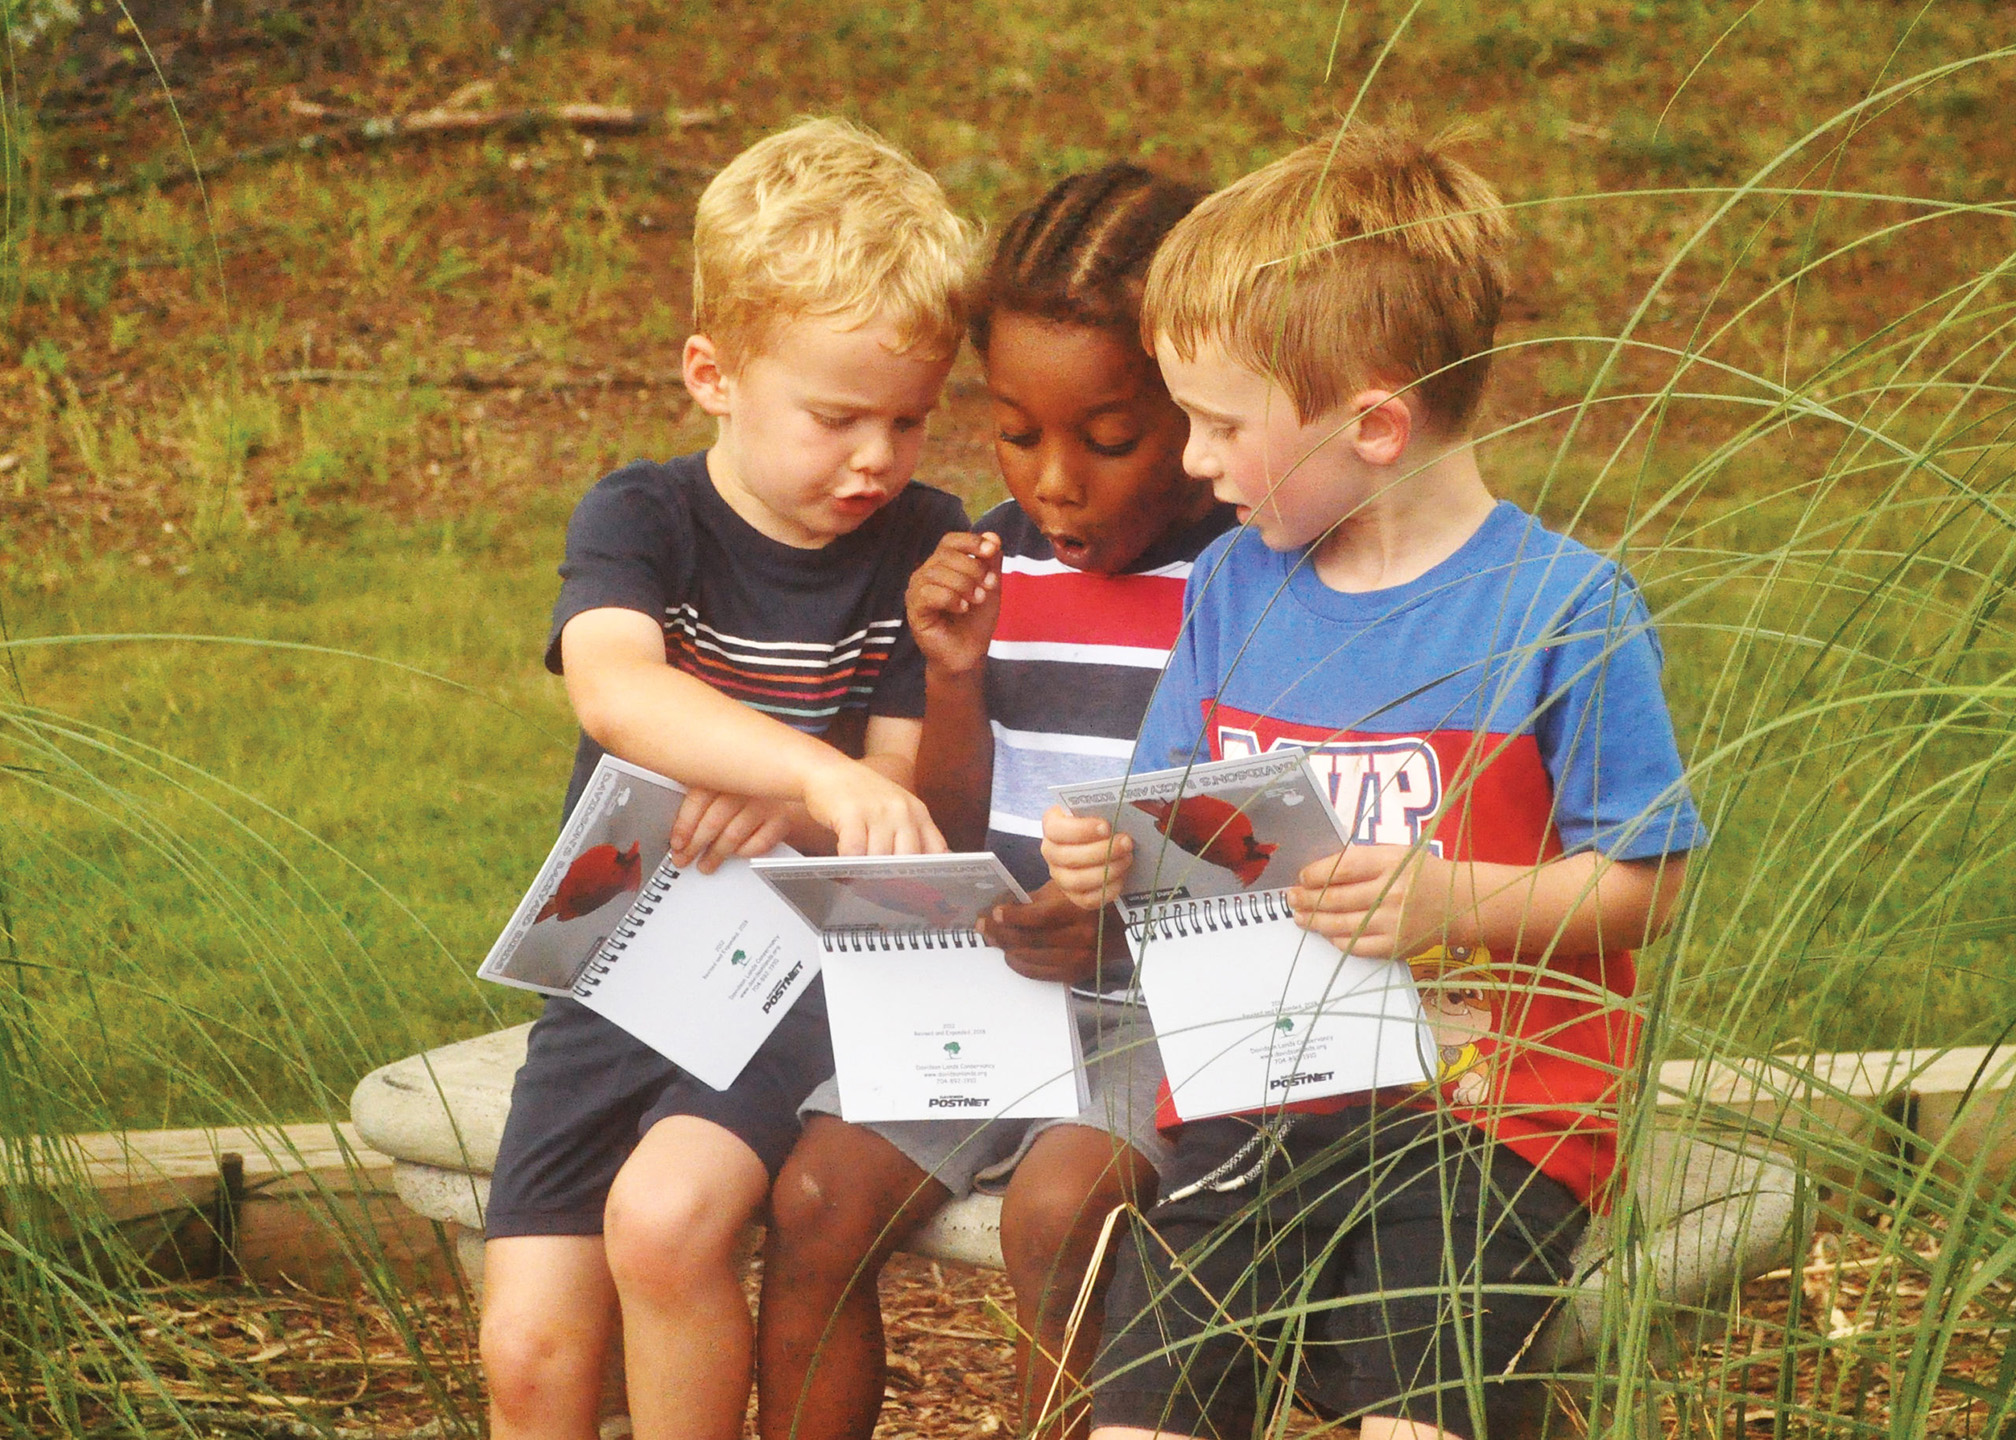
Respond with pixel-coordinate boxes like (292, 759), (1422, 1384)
(480, 118), (974, 1440)
(1042, 127), (1704, 1439)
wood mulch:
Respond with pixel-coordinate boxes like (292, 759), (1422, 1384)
(10, 1225), (2007, 1438)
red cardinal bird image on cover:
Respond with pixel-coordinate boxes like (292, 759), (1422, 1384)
(1130, 794), (1279, 888)
(834, 875), (973, 928)
(535, 842), (643, 923)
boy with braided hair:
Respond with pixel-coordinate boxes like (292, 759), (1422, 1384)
(762, 163), (1233, 1440)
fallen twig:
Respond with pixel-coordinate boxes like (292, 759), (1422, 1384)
(52, 101), (730, 206)
(36, 90), (179, 125)
(1756, 1252), (1903, 1282)
(896, 1324), (1011, 1344)
(185, 1414), (453, 1440)
(267, 368), (681, 394)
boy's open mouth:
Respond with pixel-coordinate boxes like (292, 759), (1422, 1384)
(1046, 531), (1093, 564)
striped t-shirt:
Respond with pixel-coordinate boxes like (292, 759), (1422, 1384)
(980, 499), (1237, 894)
(547, 452), (966, 820)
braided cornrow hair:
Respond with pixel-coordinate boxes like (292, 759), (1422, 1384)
(970, 162), (1208, 353)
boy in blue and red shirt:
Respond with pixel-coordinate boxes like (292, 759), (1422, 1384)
(1043, 127), (1705, 1440)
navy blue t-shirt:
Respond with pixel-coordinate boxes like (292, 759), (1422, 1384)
(547, 451), (966, 819)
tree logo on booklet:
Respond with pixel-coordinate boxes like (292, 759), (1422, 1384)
(730, 949), (748, 966)
(943, 1040), (963, 1057)
(1276, 1017), (1296, 1034)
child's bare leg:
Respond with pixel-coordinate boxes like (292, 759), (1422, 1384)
(1001, 1125), (1160, 1440)
(603, 1115), (772, 1440)
(757, 1115), (951, 1440)
(481, 1234), (620, 1440)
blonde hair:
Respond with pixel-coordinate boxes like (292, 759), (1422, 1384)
(692, 117), (976, 368)
(1142, 124), (1510, 434)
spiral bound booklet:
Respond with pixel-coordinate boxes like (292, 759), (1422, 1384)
(1054, 749), (1435, 1121)
(751, 854), (1088, 1124)
(478, 754), (822, 1091)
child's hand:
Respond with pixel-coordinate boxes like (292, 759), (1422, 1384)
(1287, 844), (1450, 959)
(670, 789), (794, 874)
(802, 757), (947, 856)
(1040, 805), (1134, 910)
(979, 881), (1110, 984)
(906, 531), (1002, 676)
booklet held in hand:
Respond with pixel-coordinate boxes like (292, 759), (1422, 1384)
(753, 854), (1088, 1124)
(1054, 749), (1435, 1121)
(478, 754), (821, 1091)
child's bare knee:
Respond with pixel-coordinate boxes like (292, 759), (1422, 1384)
(481, 1306), (601, 1421)
(604, 1120), (765, 1295)
(768, 1159), (841, 1239)
(1001, 1182), (1100, 1284)
(604, 1181), (744, 1295)
(768, 1157), (896, 1267)
(1001, 1139), (1145, 1289)
(767, 1127), (939, 1288)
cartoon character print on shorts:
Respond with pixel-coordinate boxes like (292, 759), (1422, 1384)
(1409, 943), (1497, 1108)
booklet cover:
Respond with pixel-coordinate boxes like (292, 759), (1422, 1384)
(1054, 749), (1436, 1119)
(1053, 748), (1352, 907)
(751, 853), (1086, 1124)
(479, 754), (821, 1091)
(751, 853), (1029, 937)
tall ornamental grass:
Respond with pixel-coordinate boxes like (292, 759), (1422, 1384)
(2, 3), (2011, 1436)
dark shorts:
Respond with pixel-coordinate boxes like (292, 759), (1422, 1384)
(484, 983), (834, 1239)
(1089, 1106), (1588, 1439)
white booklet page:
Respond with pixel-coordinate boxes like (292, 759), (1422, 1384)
(753, 854), (1087, 1123)
(1055, 750), (1436, 1120)
(479, 754), (821, 1091)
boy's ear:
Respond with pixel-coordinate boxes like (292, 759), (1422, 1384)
(1345, 389), (1414, 466)
(683, 334), (734, 417)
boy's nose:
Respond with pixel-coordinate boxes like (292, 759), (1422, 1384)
(1181, 431), (1218, 480)
(1031, 448), (1081, 505)
(850, 426), (897, 475)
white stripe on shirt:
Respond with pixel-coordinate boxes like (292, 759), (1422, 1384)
(1000, 554), (1196, 580)
(986, 808), (1046, 838)
(990, 721), (1136, 757)
(989, 639), (1171, 668)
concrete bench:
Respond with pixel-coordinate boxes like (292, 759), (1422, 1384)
(349, 1023), (1855, 1374)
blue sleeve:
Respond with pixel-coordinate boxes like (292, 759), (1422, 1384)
(1130, 568), (1217, 775)
(1535, 572), (1707, 861)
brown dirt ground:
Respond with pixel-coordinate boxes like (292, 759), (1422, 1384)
(17, 1219), (2010, 1439)
(8, 3), (2008, 570)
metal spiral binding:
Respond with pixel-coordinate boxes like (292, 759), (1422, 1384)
(572, 862), (681, 997)
(1125, 890), (1290, 942)
(820, 926), (984, 953)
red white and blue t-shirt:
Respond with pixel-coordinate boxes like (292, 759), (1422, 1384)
(1132, 501), (1706, 1208)
(979, 500), (1235, 1000)
(980, 500), (1235, 889)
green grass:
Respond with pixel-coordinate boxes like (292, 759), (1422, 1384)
(1, 510), (575, 1128)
